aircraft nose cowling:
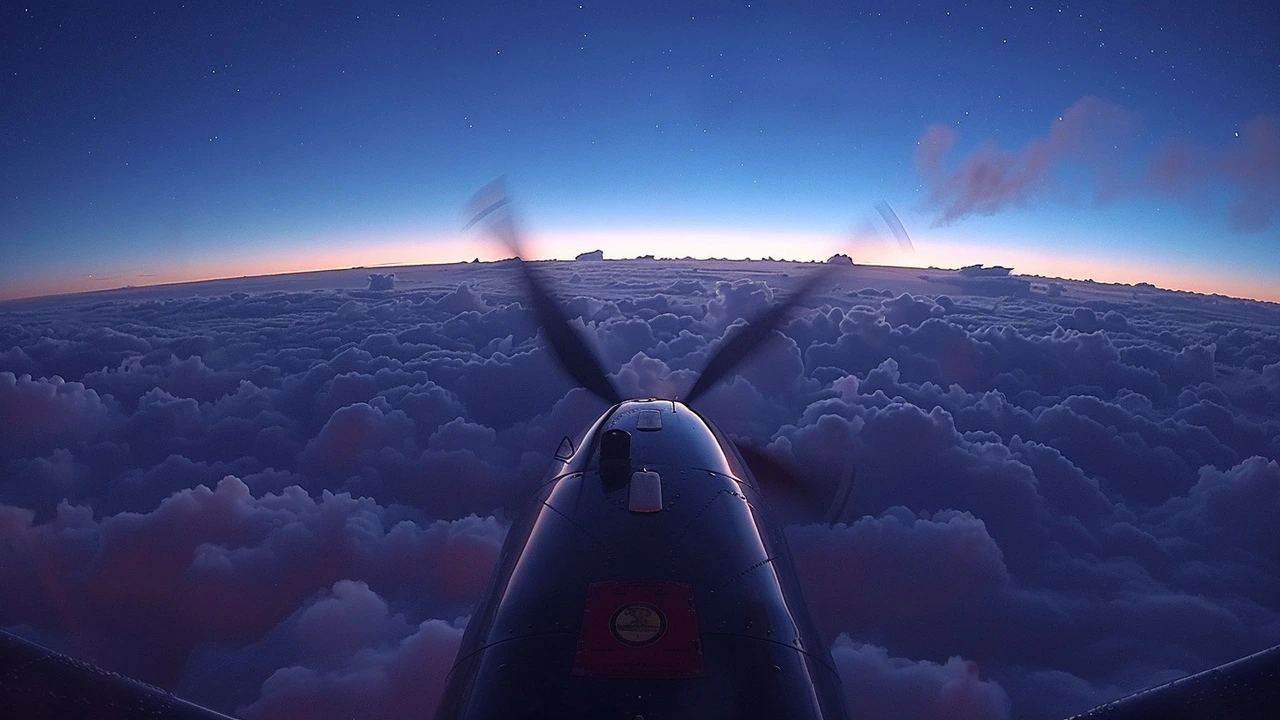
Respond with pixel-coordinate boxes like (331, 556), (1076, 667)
(569, 399), (752, 482)
(435, 400), (849, 720)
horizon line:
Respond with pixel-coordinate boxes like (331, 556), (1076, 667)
(3, 254), (1276, 308)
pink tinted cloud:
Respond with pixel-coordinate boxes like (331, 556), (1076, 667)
(1147, 143), (1208, 195)
(832, 637), (1011, 720)
(919, 98), (1280, 232)
(1221, 115), (1280, 231)
(1146, 115), (1280, 231)
(916, 97), (1138, 225)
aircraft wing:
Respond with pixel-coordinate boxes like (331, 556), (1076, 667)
(0, 629), (237, 720)
(5, 625), (1277, 719)
(1064, 643), (1280, 719)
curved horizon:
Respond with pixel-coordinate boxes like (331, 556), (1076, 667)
(6, 237), (1276, 306)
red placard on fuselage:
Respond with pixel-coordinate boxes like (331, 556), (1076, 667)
(571, 580), (704, 678)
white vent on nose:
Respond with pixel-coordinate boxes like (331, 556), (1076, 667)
(628, 471), (662, 513)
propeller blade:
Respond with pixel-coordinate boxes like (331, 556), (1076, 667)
(874, 200), (914, 253)
(822, 463), (855, 526)
(464, 180), (623, 406)
(684, 264), (839, 406)
(734, 439), (855, 526)
(518, 261), (624, 406)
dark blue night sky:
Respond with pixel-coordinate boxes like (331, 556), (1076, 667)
(3, 1), (1277, 299)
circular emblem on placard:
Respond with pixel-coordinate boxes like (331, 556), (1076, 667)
(609, 602), (666, 646)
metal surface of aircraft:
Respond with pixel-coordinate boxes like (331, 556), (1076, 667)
(2, 183), (1278, 718)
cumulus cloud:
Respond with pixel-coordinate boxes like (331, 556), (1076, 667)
(1, 259), (1278, 719)
(240, 584), (464, 720)
(367, 274), (395, 291)
(832, 637), (1011, 720)
(0, 475), (501, 694)
(790, 509), (1011, 641)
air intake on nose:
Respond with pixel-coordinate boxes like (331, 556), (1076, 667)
(600, 428), (631, 491)
(601, 428), (630, 469)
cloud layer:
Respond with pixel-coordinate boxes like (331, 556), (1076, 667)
(2, 259), (1278, 719)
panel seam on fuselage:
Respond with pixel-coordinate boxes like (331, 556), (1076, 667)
(699, 631), (842, 676)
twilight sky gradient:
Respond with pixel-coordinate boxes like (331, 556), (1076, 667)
(3, 1), (1278, 300)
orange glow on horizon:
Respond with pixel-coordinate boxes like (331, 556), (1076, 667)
(902, 236), (1280, 304)
(4, 227), (1276, 305)
(1, 234), (500, 301)
(540, 226), (1280, 304)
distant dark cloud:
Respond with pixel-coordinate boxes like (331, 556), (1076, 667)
(1, 261), (1278, 719)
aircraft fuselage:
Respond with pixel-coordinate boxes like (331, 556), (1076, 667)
(435, 399), (849, 719)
